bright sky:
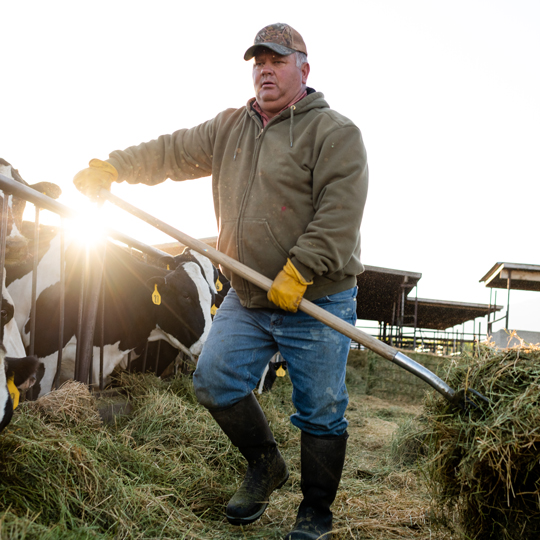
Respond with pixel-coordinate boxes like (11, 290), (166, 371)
(2, 0), (539, 333)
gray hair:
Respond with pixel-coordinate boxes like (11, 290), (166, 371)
(295, 52), (308, 68)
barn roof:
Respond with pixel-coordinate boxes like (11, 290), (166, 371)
(355, 265), (499, 329)
(404, 297), (503, 331)
(355, 264), (422, 323)
(480, 262), (540, 292)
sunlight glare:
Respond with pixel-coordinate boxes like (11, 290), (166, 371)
(68, 204), (107, 247)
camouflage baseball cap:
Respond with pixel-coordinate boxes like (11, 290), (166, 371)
(244, 23), (308, 61)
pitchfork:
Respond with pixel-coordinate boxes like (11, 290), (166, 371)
(98, 189), (489, 413)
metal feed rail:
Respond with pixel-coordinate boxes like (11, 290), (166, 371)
(0, 174), (174, 393)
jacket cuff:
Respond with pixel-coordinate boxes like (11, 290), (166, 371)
(290, 257), (315, 282)
(106, 158), (123, 183)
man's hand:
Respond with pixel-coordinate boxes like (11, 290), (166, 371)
(73, 159), (118, 200)
(267, 259), (313, 312)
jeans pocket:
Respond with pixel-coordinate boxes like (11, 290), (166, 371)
(317, 286), (358, 304)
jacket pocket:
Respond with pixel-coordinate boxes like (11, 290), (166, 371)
(240, 219), (290, 280)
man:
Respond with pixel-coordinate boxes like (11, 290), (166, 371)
(74, 23), (368, 540)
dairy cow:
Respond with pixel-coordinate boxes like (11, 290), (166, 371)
(174, 249), (231, 315)
(6, 233), (217, 396)
(0, 158), (61, 266)
(0, 158), (62, 358)
(1, 271), (33, 420)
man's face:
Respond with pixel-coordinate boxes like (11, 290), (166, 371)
(252, 48), (310, 118)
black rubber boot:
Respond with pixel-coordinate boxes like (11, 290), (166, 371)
(209, 393), (289, 526)
(284, 431), (348, 540)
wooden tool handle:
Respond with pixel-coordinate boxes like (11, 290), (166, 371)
(99, 188), (456, 402)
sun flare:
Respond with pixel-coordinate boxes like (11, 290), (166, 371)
(68, 206), (107, 247)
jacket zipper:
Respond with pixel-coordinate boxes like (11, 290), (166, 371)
(236, 112), (287, 302)
(236, 115), (264, 277)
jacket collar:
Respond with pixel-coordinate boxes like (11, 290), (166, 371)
(246, 88), (326, 124)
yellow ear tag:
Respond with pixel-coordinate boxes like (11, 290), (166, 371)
(211, 304), (218, 316)
(7, 376), (20, 409)
(167, 264), (170, 270)
(152, 284), (162, 305)
(276, 366), (286, 378)
(216, 278), (223, 292)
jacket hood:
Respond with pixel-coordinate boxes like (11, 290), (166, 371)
(246, 88), (328, 123)
(241, 89), (328, 152)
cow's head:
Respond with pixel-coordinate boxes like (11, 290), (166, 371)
(146, 256), (218, 355)
(5, 356), (39, 393)
(174, 249), (231, 316)
(0, 349), (39, 433)
(0, 159), (62, 266)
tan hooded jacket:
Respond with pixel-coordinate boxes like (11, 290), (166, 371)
(107, 90), (369, 309)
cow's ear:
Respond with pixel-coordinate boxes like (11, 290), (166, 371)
(147, 276), (166, 289)
(158, 255), (176, 270)
(173, 253), (188, 267)
(146, 277), (167, 303)
(29, 182), (62, 200)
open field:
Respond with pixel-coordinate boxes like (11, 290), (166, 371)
(0, 353), (454, 539)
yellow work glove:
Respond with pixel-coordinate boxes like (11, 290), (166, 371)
(267, 258), (313, 312)
(73, 159), (118, 200)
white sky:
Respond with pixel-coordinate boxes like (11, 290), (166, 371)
(2, 0), (539, 333)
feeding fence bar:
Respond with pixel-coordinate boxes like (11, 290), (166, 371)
(0, 174), (174, 393)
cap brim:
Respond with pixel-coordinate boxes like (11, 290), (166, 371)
(244, 43), (296, 61)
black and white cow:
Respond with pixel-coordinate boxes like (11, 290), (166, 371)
(0, 158), (61, 266)
(0, 158), (62, 358)
(7, 232), (217, 396)
(170, 249), (232, 316)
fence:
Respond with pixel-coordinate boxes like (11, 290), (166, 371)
(347, 348), (453, 403)
(0, 173), (187, 398)
(353, 322), (488, 356)
(1, 173), (472, 406)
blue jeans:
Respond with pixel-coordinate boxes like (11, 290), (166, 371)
(193, 287), (357, 436)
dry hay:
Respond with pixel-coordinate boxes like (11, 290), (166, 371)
(0, 362), (448, 539)
(423, 342), (540, 539)
(25, 380), (102, 428)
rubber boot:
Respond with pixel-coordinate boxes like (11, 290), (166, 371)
(284, 431), (348, 540)
(209, 392), (289, 526)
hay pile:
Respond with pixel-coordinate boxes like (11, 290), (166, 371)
(26, 380), (102, 428)
(423, 343), (540, 539)
(0, 364), (440, 539)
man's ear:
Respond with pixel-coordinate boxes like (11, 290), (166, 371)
(301, 62), (310, 85)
